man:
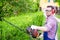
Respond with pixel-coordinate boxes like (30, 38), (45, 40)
(31, 6), (58, 40)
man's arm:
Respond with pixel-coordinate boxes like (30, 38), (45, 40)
(31, 25), (48, 32)
(31, 19), (53, 32)
(31, 18), (54, 32)
(36, 26), (48, 32)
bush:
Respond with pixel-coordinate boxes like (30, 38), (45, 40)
(1, 0), (40, 17)
(1, 12), (44, 40)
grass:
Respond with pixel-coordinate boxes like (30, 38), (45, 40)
(56, 14), (60, 40)
(56, 14), (60, 18)
(58, 23), (60, 40)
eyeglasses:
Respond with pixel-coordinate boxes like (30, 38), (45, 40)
(45, 10), (51, 12)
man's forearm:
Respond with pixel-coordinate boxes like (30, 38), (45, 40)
(36, 26), (48, 32)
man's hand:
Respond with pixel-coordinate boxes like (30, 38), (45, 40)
(31, 25), (38, 29)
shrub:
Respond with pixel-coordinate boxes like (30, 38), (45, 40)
(1, 12), (44, 40)
(1, 0), (40, 17)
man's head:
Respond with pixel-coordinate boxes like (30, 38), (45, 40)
(45, 6), (55, 17)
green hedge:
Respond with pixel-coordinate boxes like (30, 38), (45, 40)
(0, 12), (44, 40)
(0, 0), (40, 17)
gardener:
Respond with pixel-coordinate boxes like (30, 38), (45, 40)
(31, 6), (58, 40)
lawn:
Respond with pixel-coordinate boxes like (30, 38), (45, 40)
(58, 23), (60, 40)
(56, 14), (60, 40)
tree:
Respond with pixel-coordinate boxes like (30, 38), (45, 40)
(56, 0), (60, 6)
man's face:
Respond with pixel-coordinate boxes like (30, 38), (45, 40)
(45, 8), (52, 17)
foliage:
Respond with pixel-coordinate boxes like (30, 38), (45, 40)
(0, 0), (40, 17)
(0, 12), (44, 40)
(56, 0), (60, 6)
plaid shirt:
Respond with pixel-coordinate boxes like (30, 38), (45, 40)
(45, 15), (58, 39)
